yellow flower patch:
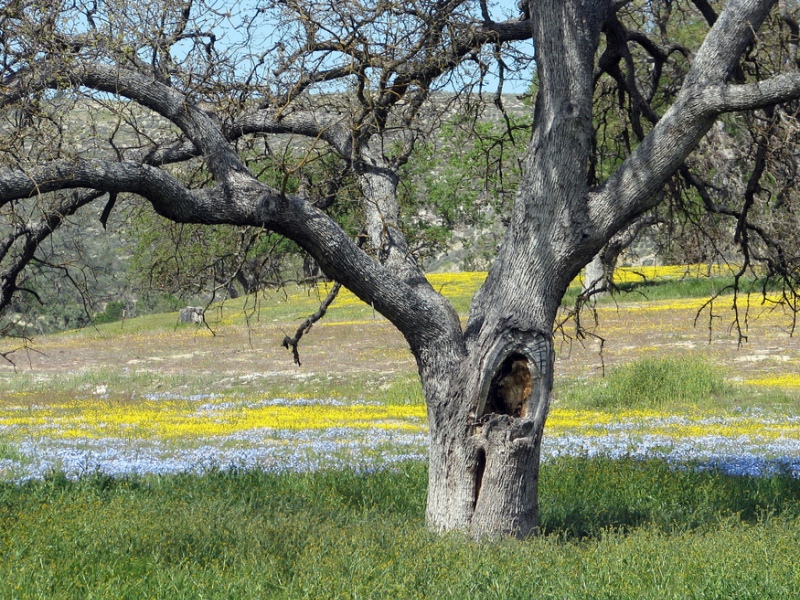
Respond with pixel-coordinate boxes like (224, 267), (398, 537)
(745, 374), (800, 388)
(302, 264), (732, 312)
(5, 397), (798, 445)
(611, 264), (736, 284)
(0, 398), (428, 441)
(612, 293), (786, 313)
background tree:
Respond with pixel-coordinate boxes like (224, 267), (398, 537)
(2, 0), (800, 539)
(399, 104), (532, 271)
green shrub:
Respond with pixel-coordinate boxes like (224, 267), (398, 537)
(94, 300), (128, 324)
(564, 356), (731, 410)
(137, 292), (184, 315)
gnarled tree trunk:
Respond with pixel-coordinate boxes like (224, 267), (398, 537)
(418, 0), (786, 538)
(423, 326), (556, 538)
(422, 0), (606, 537)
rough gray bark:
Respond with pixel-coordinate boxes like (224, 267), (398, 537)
(1, 0), (800, 539)
(583, 253), (609, 297)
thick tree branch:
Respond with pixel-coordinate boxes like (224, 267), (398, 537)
(73, 64), (250, 185)
(692, 0), (719, 26)
(0, 159), (231, 222)
(589, 0), (787, 245)
(2, 61), (251, 187)
(232, 109), (353, 160)
(704, 73), (800, 112)
(0, 157), (460, 350)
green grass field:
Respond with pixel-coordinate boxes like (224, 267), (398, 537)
(2, 266), (800, 597)
(3, 460), (800, 598)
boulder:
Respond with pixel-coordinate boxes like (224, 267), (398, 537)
(179, 306), (204, 324)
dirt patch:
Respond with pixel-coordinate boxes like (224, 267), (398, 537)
(554, 300), (800, 386)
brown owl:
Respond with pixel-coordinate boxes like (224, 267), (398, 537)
(486, 358), (532, 417)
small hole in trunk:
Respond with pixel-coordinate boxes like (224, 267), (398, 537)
(473, 447), (486, 509)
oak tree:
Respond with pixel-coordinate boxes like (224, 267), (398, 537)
(2, 0), (800, 538)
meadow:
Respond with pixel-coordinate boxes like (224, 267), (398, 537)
(2, 265), (800, 597)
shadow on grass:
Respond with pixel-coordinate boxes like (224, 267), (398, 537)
(539, 456), (800, 539)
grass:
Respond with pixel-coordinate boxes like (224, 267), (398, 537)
(560, 355), (732, 411)
(2, 459), (800, 598)
(557, 353), (800, 415)
(0, 442), (26, 463)
(8, 266), (765, 338)
(562, 270), (781, 307)
(0, 362), (423, 408)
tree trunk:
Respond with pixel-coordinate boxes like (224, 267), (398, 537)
(582, 215), (661, 297)
(422, 0), (783, 539)
(582, 252), (610, 297)
(422, 292), (560, 539)
(422, 0), (608, 538)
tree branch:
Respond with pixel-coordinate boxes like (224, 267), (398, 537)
(282, 282), (342, 366)
(0, 190), (101, 316)
(0, 159), (229, 222)
(2, 61), (251, 187)
(705, 73), (800, 112)
(589, 0), (786, 245)
(232, 108), (353, 160)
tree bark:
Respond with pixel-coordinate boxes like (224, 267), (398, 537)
(421, 0), (609, 537)
(423, 289), (559, 538)
(583, 253), (609, 296)
(581, 214), (662, 297)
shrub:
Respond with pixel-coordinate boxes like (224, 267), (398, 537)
(565, 356), (730, 410)
(93, 300), (127, 324)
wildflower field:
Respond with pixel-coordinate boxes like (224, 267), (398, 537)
(2, 265), (800, 597)
(2, 265), (799, 482)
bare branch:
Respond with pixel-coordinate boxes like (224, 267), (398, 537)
(282, 282), (342, 366)
(590, 0), (782, 243)
(705, 73), (800, 112)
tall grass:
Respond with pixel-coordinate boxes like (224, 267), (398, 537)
(562, 356), (732, 410)
(2, 459), (800, 598)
